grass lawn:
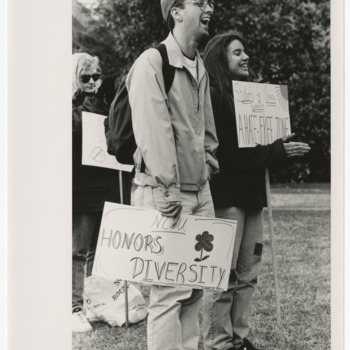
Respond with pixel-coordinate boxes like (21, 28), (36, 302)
(249, 210), (330, 350)
(73, 208), (330, 350)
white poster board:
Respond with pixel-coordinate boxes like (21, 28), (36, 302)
(93, 202), (237, 291)
(82, 111), (134, 172)
(232, 81), (292, 147)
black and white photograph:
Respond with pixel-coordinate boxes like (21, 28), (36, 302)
(5, 0), (347, 350)
(70, 0), (331, 349)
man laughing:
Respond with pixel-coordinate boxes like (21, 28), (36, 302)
(125, 0), (218, 349)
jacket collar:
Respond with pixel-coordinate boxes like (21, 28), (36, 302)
(162, 33), (206, 83)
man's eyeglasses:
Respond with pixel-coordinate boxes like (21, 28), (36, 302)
(181, 0), (214, 11)
(80, 73), (101, 83)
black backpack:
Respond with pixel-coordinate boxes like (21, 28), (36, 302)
(105, 43), (175, 165)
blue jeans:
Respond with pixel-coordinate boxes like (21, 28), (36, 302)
(202, 207), (263, 350)
(72, 212), (102, 309)
(133, 182), (215, 350)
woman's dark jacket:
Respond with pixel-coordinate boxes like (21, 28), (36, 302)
(209, 85), (287, 208)
(73, 96), (119, 213)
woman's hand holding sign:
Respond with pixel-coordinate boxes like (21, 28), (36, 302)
(282, 133), (311, 157)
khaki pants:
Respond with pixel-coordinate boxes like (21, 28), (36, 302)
(133, 182), (215, 350)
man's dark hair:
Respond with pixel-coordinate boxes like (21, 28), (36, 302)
(167, 1), (185, 31)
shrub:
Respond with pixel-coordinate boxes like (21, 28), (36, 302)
(73, 0), (330, 183)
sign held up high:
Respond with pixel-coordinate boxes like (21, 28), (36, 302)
(92, 202), (237, 291)
(232, 81), (291, 148)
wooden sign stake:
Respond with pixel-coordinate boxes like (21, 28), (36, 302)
(119, 170), (130, 328)
(265, 169), (282, 326)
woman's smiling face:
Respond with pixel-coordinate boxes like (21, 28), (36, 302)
(226, 39), (249, 80)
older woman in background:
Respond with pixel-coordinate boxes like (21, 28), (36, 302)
(72, 53), (119, 332)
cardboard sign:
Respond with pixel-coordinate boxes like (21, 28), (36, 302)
(82, 111), (133, 172)
(232, 81), (292, 148)
(92, 202), (237, 291)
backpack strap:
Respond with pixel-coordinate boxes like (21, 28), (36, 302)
(154, 43), (175, 95)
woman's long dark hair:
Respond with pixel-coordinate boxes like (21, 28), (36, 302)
(203, 31), (248, 102)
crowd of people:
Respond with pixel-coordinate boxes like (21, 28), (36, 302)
(72, 0), (310, 349)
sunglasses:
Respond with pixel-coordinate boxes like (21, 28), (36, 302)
(181, 0), (214, 11)
(80, 73), (101, 84)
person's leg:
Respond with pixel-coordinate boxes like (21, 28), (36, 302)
(72, 212), (100, 332)
(180, 288), (204, 350)
(148, 285), (202, 350)
(202, 206), (245, 350)
(179, 183), (215, 350)
(86, 212), (103, 277)
(134, 184), (205, 350)
(231, 208), (263, 349)
(72, 212), (100, 310)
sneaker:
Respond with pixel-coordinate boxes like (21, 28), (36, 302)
(72, 308), (93, 333)
(237, 338), (261, 350)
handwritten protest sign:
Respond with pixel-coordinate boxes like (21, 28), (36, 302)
(93, 202), (237, 291)
(82, 111), (133, 172)
(232, 81), (291, 148)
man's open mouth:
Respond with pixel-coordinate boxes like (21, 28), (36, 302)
(201, 17), (210, 26)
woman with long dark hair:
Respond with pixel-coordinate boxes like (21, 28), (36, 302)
(201, 32), (310, 350)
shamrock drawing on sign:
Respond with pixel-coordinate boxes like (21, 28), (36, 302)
(194, 231), (214, 262)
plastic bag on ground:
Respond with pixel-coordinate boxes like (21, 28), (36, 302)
(83, 275), (148, 327)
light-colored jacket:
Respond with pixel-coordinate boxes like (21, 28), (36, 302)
(126, 33), (219, 202)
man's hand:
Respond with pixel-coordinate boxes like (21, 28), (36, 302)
(282, 133), (311, 157)
(158, 201), (182, 226)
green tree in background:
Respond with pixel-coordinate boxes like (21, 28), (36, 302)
(73, 0), (330, 183)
